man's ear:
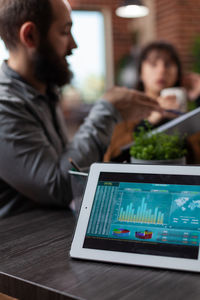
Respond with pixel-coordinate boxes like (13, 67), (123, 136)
(19, 22), (39, 48)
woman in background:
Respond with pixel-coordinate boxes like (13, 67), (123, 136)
(104, 41), (183, 161)
(134, 41), (183, 130)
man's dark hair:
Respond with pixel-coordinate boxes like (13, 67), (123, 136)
(0, 0), (53, 50)
(136, 41), (182, 91)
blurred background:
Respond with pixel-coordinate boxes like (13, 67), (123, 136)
(1, 0), (200, 137)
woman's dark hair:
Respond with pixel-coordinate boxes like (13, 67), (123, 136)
(0, 0), (53, 50)
(136, 41), (182, 91)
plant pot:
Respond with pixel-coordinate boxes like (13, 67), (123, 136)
(130, 156), (186, 165)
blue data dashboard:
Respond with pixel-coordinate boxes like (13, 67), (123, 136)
(84, 172), (200, 260)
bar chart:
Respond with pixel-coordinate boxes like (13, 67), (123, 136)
(119, 197), (165, 225)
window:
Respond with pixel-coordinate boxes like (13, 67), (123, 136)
(63, 10), (111, 103)
(0, 39), (8, 64)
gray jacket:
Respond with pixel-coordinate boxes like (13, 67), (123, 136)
(0, 62), (121, 217)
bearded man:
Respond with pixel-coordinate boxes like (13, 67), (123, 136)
(0, 0), (162, 217)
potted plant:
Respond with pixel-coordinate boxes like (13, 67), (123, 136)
(130, 124), (187, 165)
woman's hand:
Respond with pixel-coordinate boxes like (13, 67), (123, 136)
(158, 95), (180, 110)
(147, 95), (178, 125)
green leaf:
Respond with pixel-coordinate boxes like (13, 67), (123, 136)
(130, 124), (187, 160)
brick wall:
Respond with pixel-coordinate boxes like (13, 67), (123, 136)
(155, 0), (200, 72)
(69, 0), (200, 76)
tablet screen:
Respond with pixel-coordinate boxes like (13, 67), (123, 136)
(83, 172), (200, 260)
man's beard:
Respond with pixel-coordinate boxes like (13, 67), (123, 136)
(33, 39), (73, 87)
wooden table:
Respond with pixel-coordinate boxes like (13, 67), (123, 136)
(0, 209), (199, 300)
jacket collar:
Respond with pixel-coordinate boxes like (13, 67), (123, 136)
(1, 61), (43, 100)
(0, 61), (59, 102)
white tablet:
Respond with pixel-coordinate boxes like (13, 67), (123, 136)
(70, 163), (200, 272)
(153, 106), (200, 136)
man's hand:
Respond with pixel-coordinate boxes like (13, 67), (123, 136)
(103, 86), (163, 122)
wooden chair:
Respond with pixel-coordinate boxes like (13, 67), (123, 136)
(186, 131), (200, 164)
(104, 120), (137, 162)
(0, 293), (18, 300)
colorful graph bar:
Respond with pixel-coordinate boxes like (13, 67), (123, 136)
(119, 198), (164, 225)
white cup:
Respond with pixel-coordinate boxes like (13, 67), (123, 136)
(160, 87), (188, 113)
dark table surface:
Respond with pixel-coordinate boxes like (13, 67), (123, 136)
(0, 209), (200, 300)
